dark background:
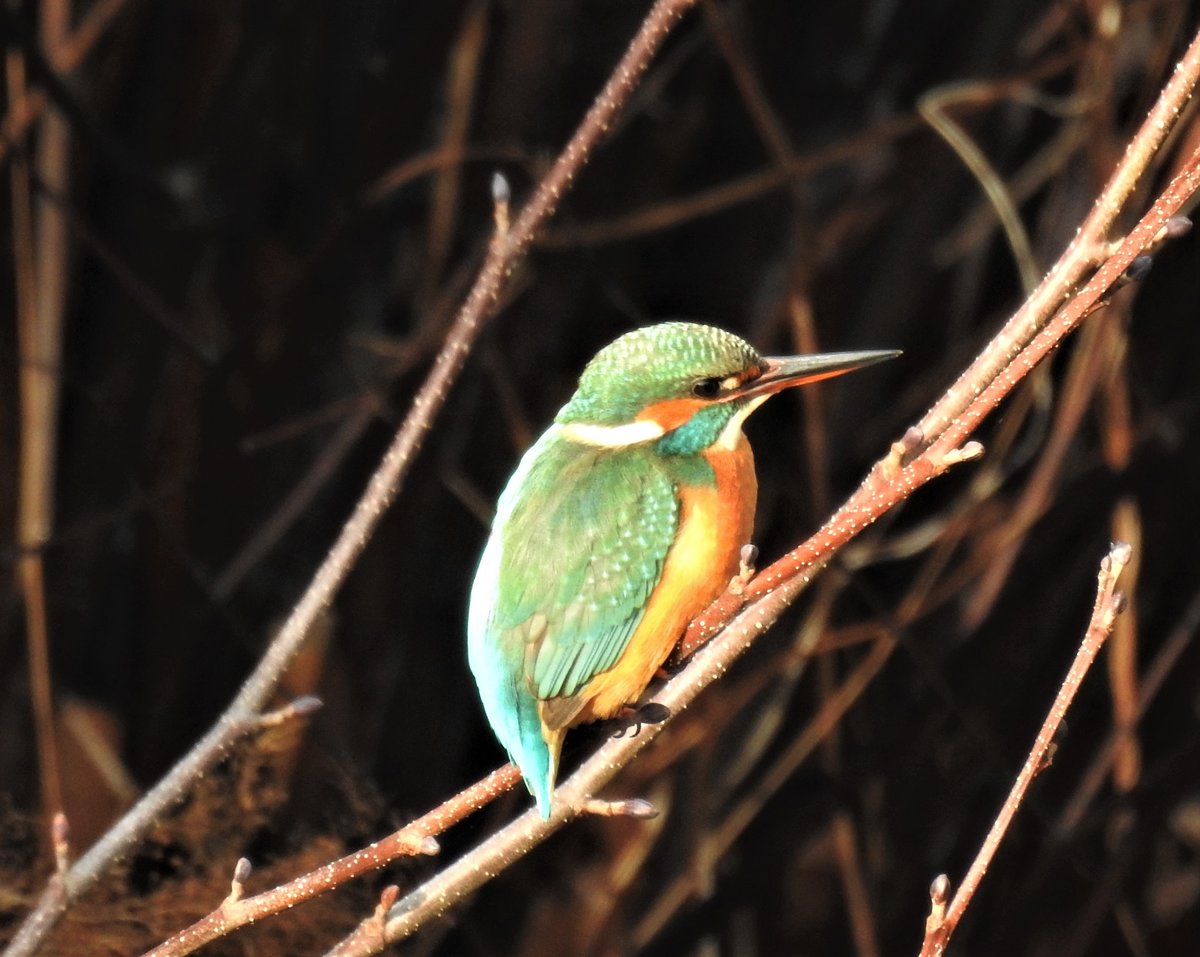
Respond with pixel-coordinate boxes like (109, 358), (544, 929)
(2, 0), (1200, 954)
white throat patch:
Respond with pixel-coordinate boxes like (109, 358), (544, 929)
(717, 396), (767, 450)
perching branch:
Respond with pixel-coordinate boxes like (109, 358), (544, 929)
(1, 2), (700, 955)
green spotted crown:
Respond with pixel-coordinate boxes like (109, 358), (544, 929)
(556, 322), (762, 426)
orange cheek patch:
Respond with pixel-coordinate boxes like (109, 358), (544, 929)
(635, 397), (707, 431)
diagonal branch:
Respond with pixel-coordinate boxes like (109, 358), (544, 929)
(140, 766), (521, 957)
(917, 541), (1131, 957)
(681, 24), (1200, 652)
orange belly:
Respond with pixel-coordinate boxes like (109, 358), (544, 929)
(572, 433), (757, 722)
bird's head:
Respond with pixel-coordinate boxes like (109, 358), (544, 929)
(556, 322), (898, 455)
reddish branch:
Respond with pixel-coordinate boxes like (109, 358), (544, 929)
(917, 542), (1132, 957)
(140, 766), (521, 957)
(680, 23), (1200, 656)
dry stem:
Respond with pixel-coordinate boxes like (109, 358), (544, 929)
(0, 0), (132, 167)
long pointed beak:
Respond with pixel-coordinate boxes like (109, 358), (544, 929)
(737, 349), (901, 399)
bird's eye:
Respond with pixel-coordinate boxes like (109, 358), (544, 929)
(691, 378), (722, 399)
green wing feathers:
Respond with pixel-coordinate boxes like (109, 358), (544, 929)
(492, 438), (679, 713)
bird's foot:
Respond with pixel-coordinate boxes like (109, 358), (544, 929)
(611, 702), (672, 738)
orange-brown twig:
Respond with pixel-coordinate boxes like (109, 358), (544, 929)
(917, 541), (1131, 957)
(139, 766), (520, 957)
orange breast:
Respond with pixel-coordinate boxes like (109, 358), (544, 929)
(573, 433), (758, 722)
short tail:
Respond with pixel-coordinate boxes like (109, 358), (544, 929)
(529, 725), (567, 818)
(470, 649), (562, 818)
(512, 698), (562, 819)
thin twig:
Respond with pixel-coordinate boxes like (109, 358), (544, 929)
(1055, 577), (1200, 834)
(700, 0), (795, 170)
(0, 2), (700, 954)
(360, 145), (526, 207)
(212, 402), (379, 600)
(832, 810), (882, 957)
(919, 80), (1042, 293)
(139, 766), (518, 957)
(421, 0), (489, 307)
(8, 10), (64, 824)
(1106, 500), (1143, 794)
(917, 541), (1131, 957)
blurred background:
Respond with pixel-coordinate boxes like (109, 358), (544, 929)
(2, 0), (1200, 954)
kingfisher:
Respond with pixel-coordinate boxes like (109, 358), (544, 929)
(468, 322), (897, 817)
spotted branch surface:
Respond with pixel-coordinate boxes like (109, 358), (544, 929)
(139, 767), (519, 957)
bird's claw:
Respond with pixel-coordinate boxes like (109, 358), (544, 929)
(611, 702), (672, 739)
